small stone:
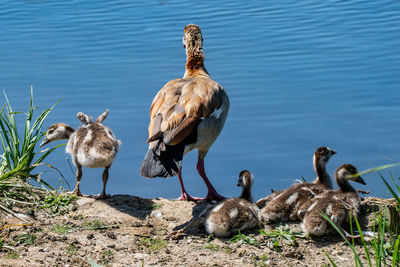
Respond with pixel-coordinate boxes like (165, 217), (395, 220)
(151, 210), (163, 219)
(76, 198), (95, 207)
(106, 232), (117, 239)
(134, 253), (147, 260)
(87, 233), (95, 240)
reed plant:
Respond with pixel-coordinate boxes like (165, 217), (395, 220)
(0, 87), (62, 218)
(323, 169), (400, 267)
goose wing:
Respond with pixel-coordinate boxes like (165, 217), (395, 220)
(147, 77), (224, 146)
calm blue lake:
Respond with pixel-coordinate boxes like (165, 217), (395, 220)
(1, 0), (399, 200)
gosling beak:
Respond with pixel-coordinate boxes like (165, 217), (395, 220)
(40, 137), (50, 147)
(354, 175), (366, 185)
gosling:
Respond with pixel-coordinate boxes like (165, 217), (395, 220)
(260, 147), (336, 223)
(301, 164), (366, 238)
(40, 110), (121, 199)
(166, 170), (260, 239)
(205, 170), (260, 237)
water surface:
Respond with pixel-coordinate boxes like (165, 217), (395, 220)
(0, 0), (399, 200)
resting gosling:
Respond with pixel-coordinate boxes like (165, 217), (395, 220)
(167, 170), (260, 239)
(301, 164), (366, 238)
(260, 147), (336, 223)
(40, 110), (121, 199)
(205, 170), (260, 237)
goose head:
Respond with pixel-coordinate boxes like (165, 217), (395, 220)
(183, 24), (203, 55)
(336, 164), (366, 184)
(40, 123), (75, 147)
(335, 164), (366, 192)
(238, 170), (254, 202)
(314, 146), (336, 165)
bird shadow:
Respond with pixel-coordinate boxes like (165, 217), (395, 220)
(168, 200), (217, 238)
(100, 194), (155, 220)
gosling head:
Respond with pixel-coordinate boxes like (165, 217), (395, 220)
(336, 164), (366, 185)
(315, 146), (337, 165)
(237, 170), (254, 189)
(238, 170), (254, 202)
(40, 123), (75, 147)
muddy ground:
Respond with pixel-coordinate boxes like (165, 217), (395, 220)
(0, 195), (392, 266)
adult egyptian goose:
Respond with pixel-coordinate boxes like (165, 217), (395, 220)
(259, 147), (336, 222)
(139, 24), (230, 201)
(301, 164), (366, 238)
(40, 110), (121, 199)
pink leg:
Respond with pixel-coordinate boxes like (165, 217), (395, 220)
(196, 158), (225, 202)
(177, 169), (202, 201)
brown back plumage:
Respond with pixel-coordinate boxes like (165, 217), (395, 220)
(73, 123), (119, 159)
(148, 77), (224, 144)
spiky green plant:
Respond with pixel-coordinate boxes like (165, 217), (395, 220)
(0, 87), (62, 183)
(0, 87), (62, 217)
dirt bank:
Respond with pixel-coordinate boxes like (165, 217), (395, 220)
(0, 195), (391, 266)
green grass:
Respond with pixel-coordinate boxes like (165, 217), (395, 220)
(206, 233), (215, 242)
(260, 224), (306, 248)
(321, 212), (400, 267)
(229, 226), (306, 249)
(101, 249), (113, 265)
(6, 251), (19, 259)
(140, 237), (168, 251)
(81, 220), (114, 231)
(13, 233), (36, 245)
(151, 203), (163, 210)
(323, 166), (400, 267)
(0, 88), (62, 219)
(230, 231), (259, 246)
(51, 224), (72, 235)
(203, 243), (219, 251)
(65, 244), (78, 255)
(222, 247), (233, 254)
(0, 88), (61, 183)
(51, 220), (115, 234)
(42, 192), (76, 214)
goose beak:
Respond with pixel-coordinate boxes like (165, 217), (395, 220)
(331, 150), (337, 155)
(40, 137), (50, 147)
(354, 175), (366, 185)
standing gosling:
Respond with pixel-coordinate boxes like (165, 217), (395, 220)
(301, 164), (366, 238)
(205, 170), (260, 237)
(40, 110), (121, 199)
(260, 147), (336, 223)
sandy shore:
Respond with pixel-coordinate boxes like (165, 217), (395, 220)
(0, 195), (392, 266)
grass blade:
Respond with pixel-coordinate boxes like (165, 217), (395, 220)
(320, 212), (364, 267)
(323, 249), (337, 267)
(392, 234), (400, 267)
